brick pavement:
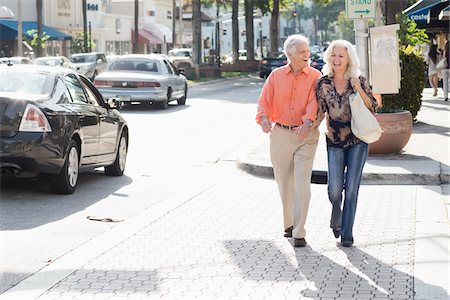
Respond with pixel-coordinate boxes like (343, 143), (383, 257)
(30, 166), (448, 300)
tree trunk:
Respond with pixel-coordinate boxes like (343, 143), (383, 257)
(36, 0), (43, 57)
(244, 0), (255, 61)
(383, 0), (407, 25)
(270, 0), (279, 53)
(82, 0), (87, 53)
(172, 0), (176, 48)
(192, 0), (202, 68)
(134, 0), (138, 53)
(231, 0), (239, 63)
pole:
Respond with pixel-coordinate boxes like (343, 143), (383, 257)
(88, 21), (91, 52)
(134, 0), (138, 54)
(215, 0), (220, 67)
(17, 0), (22, 56)
(354, 19), (369, 79)
(172, 0), (176, 48)
(82, 0), (87, 53)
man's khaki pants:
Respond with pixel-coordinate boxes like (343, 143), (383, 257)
(270, 125), (319, 239)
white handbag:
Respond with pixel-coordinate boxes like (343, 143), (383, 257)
(349, 92), (382, 144)
(436, 57), (447, 70)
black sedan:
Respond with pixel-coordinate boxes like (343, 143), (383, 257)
(259, 52), (288, 79)
(0, 64), (129, 194)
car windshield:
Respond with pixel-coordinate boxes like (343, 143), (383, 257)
(35, 58), (60, 66)
(71, 54), (96, 63)
(109, 59), (160, 72)
(0, 69), (54, 95)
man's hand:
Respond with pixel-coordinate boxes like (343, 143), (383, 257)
(296, 119), (313, 140)
(260, 116), (272, 133)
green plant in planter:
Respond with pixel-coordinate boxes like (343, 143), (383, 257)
(378, 14), (429, 121)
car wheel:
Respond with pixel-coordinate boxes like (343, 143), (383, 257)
(159, 89), (171, 109)
(49, 140), (79, 194)
(105, 131), (128, 176)
(177, 84), (187, 105)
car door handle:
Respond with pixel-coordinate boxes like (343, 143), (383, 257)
(99, 114), (107, 121)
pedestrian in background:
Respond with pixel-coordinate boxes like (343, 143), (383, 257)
(442, 40), (449, 102)
(256, 34), (322, 248)
(425, 44), (439, 97)
(316, 40), (378, 247)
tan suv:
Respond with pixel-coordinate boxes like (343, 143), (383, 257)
(168, 48), (194, 70)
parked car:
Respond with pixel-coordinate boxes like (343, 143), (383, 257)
(0, 56), (33, 65)
(310, 52), (325, 72)
(167, 48), (194, 69)
(93, 54), (188, 109)
(0, 64), (129, 194)
(70, 52), (108, 81)
(34, 56), (76, 70)
(259, 52), (288, 78)
(224, 50), (248, 63)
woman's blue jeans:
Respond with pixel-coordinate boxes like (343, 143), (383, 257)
(327, 142), (368, 245)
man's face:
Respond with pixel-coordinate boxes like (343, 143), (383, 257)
(288, 42), (311, 70)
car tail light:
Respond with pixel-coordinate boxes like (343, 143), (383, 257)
(19, 104), (51, 132)
(93, 79), (111, 87)
(260, 59), (268, 65)
(282, 60), (287, 65)
(136, 82), (160, 88)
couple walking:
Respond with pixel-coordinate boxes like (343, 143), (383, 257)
(256, 34), (377, 248)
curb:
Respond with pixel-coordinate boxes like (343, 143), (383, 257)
(236, 157), (445, 186)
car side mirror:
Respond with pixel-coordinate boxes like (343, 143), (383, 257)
(107, 98), (123, 110)
(178, 68), (185, 75)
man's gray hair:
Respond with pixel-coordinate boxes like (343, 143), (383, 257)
(283, 34), (310, 57)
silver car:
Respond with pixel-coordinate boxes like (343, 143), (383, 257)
(34, 56), (77, 70)
(70, 52), (108, 81)
(93, 54), (187, 109)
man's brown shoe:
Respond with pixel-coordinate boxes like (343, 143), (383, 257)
(284, 226), (293, 238)
(294, 238), (307, 247)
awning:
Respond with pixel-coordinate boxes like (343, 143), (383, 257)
(131, 29), (162, 44)
(0, 20), (71, 40)
(403, 0), (445, 26)
(426, 1), (450, 32)
(439, 5), (450, 20)
(143, 22), (173, 43)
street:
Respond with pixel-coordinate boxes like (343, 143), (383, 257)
(0, 75), (265, 294)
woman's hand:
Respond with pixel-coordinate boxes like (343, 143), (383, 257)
(350, 77), (363, 93)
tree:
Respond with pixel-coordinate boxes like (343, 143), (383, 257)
(36, 0), (43, 57)
(25, 29), (49, 54)
(192, 0), (202, 66)
(270, 0), (279, 53)
(69, 32), (96, 53)
(244, 0), (255, 61)
(82, 0), (88, 53)
(231, 0), (239, 63)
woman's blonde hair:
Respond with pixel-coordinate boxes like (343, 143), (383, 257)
(322, 40), (361, 80)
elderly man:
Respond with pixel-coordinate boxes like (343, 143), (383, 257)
(256, 34), (321, 247)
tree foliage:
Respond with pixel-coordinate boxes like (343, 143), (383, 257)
(70, 32), (96, 54)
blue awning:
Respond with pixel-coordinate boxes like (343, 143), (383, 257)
(0, 20), (72, 41)
(403, 0), (446, 25)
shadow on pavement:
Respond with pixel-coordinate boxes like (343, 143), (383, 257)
(224, 239), (449, 299)
(0, 172), (133, 230)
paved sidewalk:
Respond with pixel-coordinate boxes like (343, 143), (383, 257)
(237, 88), (450, 186)
(1, 164), (448, 300)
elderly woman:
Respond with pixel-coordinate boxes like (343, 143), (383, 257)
(315, 40), (378, 247)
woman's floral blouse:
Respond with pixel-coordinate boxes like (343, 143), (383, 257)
(316, 75), (378, 149)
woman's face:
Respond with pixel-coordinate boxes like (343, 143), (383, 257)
(330, 46), (349, 74)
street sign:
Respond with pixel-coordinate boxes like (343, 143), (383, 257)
(346, 0), (376, 19)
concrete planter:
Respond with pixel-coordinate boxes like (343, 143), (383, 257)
(369, 110), (413, 154)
